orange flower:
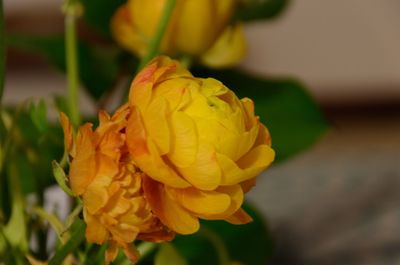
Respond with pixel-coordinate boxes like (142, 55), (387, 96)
(60, 106), (174, 265)
(125, 56), (275, 235)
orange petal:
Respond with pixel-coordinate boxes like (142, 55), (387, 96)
(105, 241), (119, 265)
(69, 123), (96, 195)
(225, 208), (253, 225)
(167, 187), (231, 216)
(143, 177), (199, 235)
(84, 210), (108, 244)
(59, 112), (75, 157)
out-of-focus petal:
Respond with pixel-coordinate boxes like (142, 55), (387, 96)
(201, 24), (247, 69)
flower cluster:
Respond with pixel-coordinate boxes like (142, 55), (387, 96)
(61, 56), (275, 264)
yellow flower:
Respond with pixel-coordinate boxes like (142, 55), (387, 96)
(111, 0), (246, 68)
(125, 56), (275, 235)
(60, 107), (174, 265)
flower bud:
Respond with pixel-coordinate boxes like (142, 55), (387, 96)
(111, 0), (245, 67)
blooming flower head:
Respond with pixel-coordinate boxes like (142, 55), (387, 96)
(111, 0), (246, 68)
(60, 107), (174, 264)
(126, 56), (275, 234)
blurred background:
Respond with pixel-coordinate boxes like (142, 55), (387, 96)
(3, 0), (400, 264)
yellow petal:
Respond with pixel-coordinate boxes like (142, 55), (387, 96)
(126, 106), (190, 188)
(201, 24), (247, 69)
(218, 124), (259, 161)
(178, 143), (221, 191)
(225, 208), (253, 225)
(196, 184), (243, 220)
(143, 96), (170, 155)
(69, 124), (96, 195)
(176, 0), (215, 54)
(218, 145), (275, 185)
(110, 5), (147, 56)
(143, 177), (200, 235)
(167, 187), (231, 216)
(167, 111), (198, 167)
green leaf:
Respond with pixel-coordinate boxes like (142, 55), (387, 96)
(235, 0), (290, 22)
(32, 207), (67, 243)
(48, 219), (86, 265)
(52, 160), (74, 197)
(155, 243), (187, 265)
(29, 100), (48, 133)
(81, 0), (126, 37)
(7, 34), (122, 100)
(3, 162), (28, 252)
(193, 68), (328, 162)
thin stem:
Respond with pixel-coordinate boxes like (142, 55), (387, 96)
(0, 0), (5, 105)
(121, 0), (176, 103)
(138, 0), (176, 70)
(200, 227), (231, 265)
(64, 0), (81, 127)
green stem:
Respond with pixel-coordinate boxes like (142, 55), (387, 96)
(121, 0), (176, 103)
(138, 0), (176, 70)
(64, 0), (81, 127)
(200, 227), (231, 265)
(0, 0), (5, 105)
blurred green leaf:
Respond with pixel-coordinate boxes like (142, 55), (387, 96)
(48, 218), (86, 265)
(52, 161), (74, 197)
(235, 0), (290, 22)
(3, 162), (28, 252)
(194, 68), (328, 162)
(7, 34), (122, 100)
(81, 0), (126, 37)
(173, 203), (273, 265)
(155, 243), (187, 265)
(29, 100), (48, 133)
(32, 207), (67, 243)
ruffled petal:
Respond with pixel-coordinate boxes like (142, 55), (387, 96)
(126, 106), (190, 188)
(84, 211), (108, 244)
(69, 123), (96, 195)
(167, 111), (198, 168)
(143, 177), (200, 235)
(218, 145), (275, 185)
(177, 143), (221, 191)
(167, 187), (231, 216)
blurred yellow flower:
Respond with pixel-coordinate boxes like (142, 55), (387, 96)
(111, 0), (246, 68)
(126, 56), (275, 234)
(60, 108), (174, 265)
